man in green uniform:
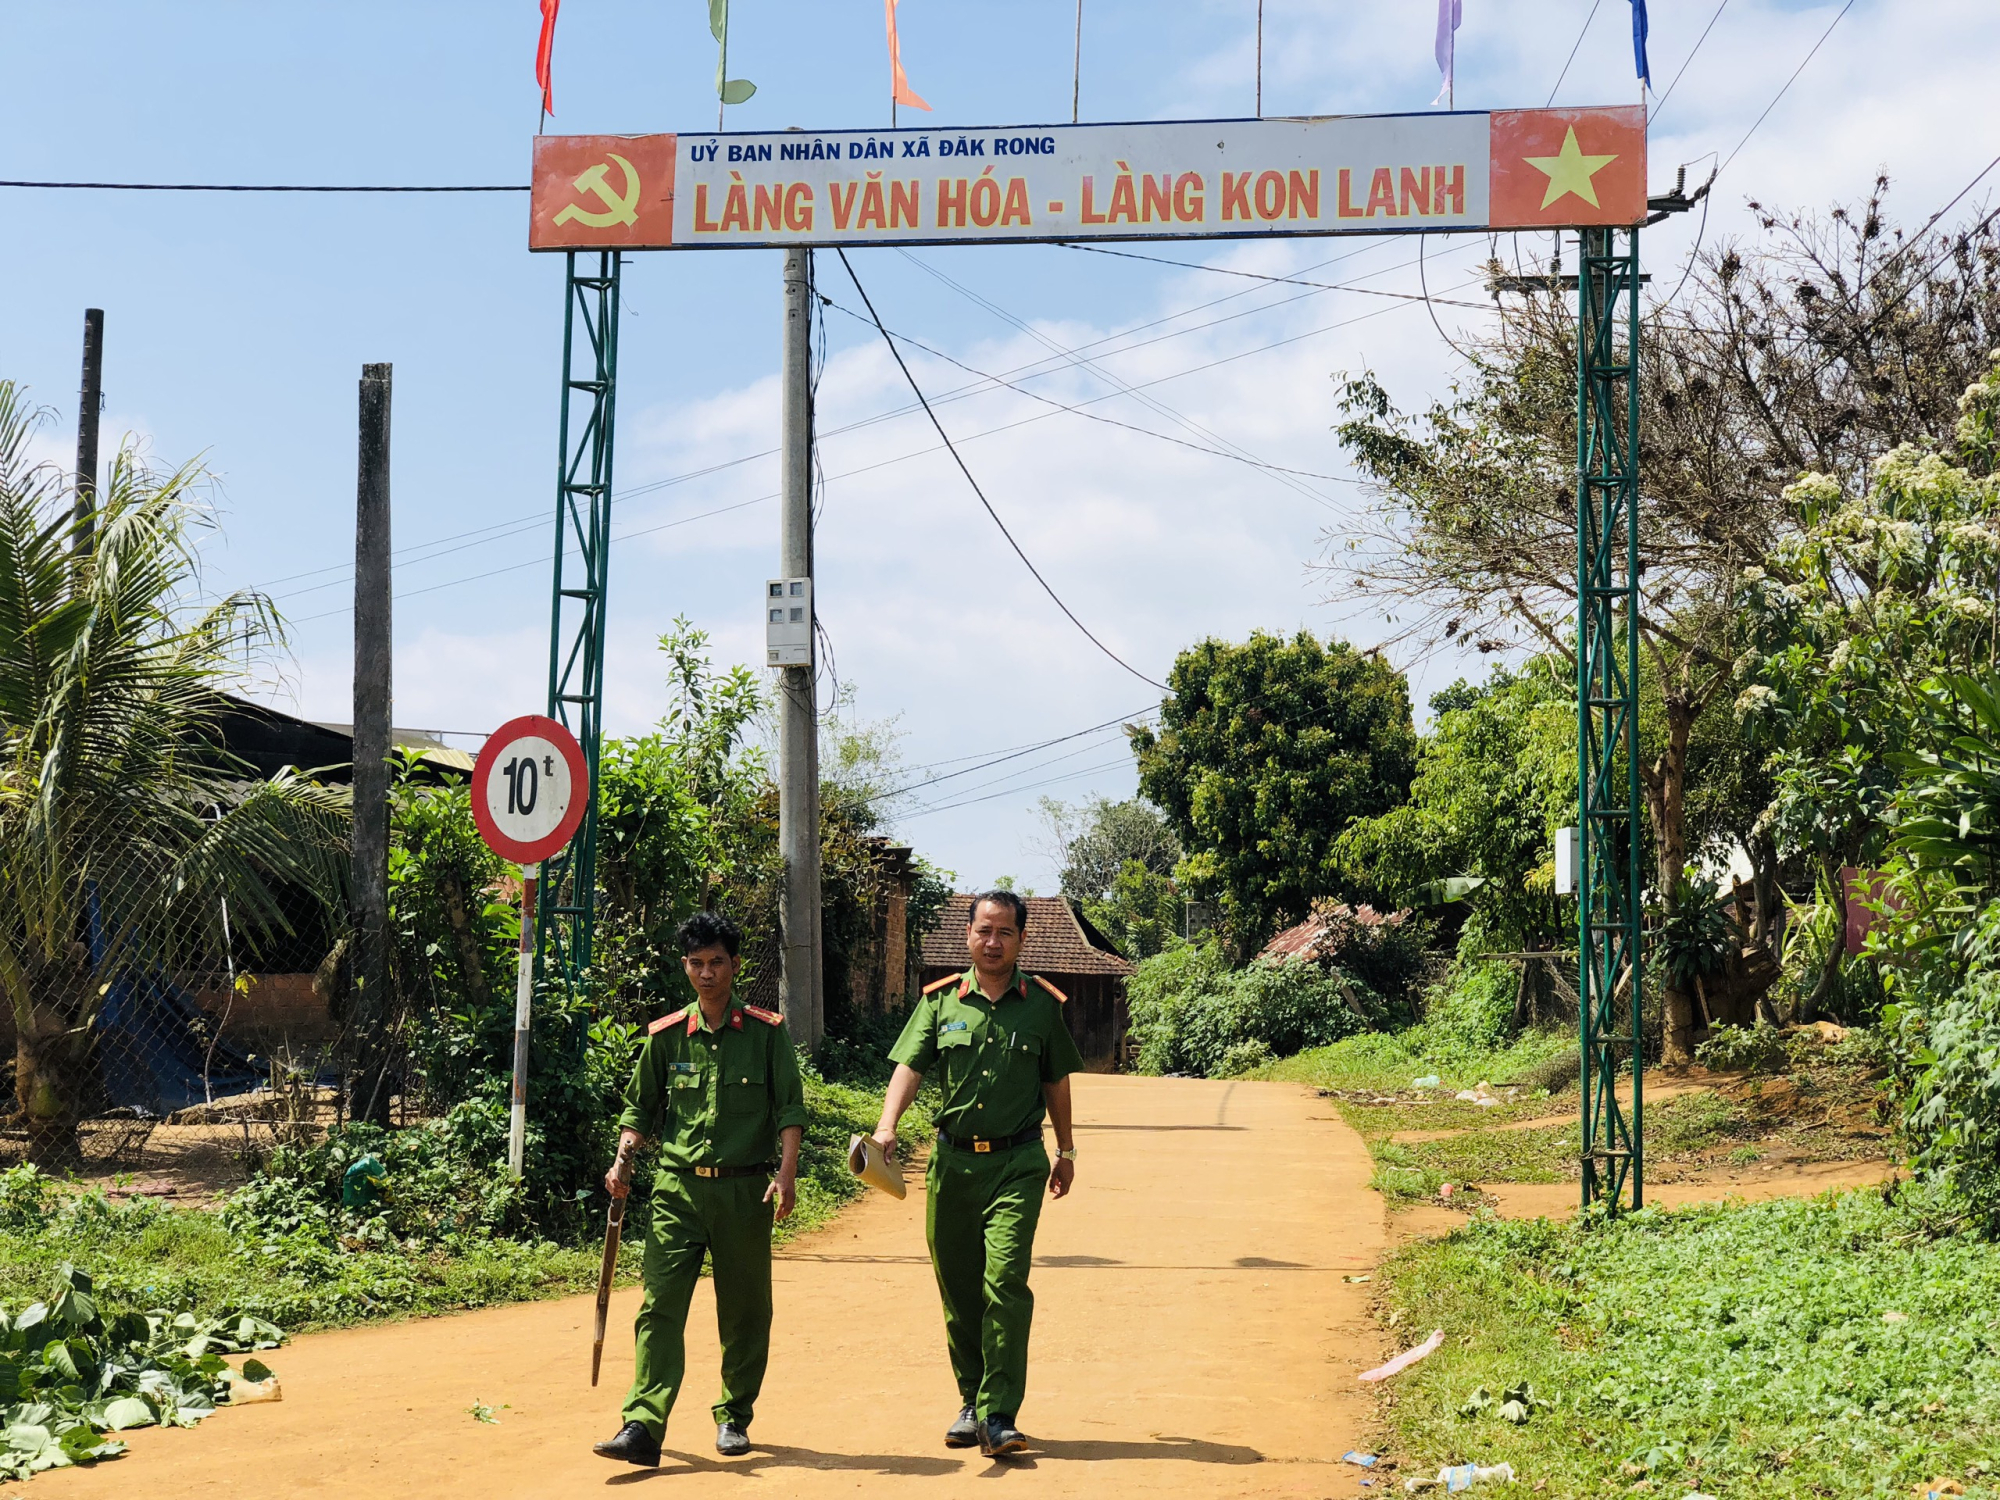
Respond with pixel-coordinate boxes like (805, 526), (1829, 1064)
(593, 911), (807, 1468)
(871, 889), (1083, 1459)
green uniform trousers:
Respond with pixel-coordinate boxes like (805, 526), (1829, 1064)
(925, 1140), (1048, 1421)
(622, 1173), (774, 1439)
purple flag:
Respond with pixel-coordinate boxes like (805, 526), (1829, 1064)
(1433, 0), (1462, 107)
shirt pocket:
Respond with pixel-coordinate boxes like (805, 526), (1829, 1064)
(935, 1028), (975, 1083)
(668, 1068), (707, 1112)
(720, 1072), (769, 1116)
(1006, 1033), (1045, 1079)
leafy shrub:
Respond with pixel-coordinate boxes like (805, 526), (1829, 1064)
(1694, 1023), (1790, 1074)
(224, 1098), (525, 1251)
(1127, 945), (1368, 1077)
(0, 1166), (58, 1233)
(1414, 961), (1520, 1054)
(0, 1262), (281, 1480)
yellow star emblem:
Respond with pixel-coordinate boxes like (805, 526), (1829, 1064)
(1523, 126), (1619, 210)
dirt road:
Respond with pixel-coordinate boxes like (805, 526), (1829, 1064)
(52, 1075), (1386, 1499)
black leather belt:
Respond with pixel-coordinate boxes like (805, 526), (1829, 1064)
(936, 1126), (1042, 1154)
(666, 1161), (777, 1180)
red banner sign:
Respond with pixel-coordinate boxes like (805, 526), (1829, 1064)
(530, 106), (1644, 251)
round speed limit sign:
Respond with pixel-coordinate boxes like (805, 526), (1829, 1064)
(470, 715), (589, 866)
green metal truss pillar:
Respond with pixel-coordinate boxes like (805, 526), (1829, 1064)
(1575, 226), (1644, 1212)
(535, 250), (621, 995)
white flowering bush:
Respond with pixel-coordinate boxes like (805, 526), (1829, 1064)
(1732, 358), (2000, 875)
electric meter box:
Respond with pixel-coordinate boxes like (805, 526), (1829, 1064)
(1554, 826), (1580, 896)
(765, 578), (813, 666)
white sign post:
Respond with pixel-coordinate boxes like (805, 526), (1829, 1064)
(471, 715), (590, 1179)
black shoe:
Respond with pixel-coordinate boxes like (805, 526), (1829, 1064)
(944, 1406), (980, 1448)
(715, 1421), (751, 1457)
(593, 1421), (661, 1466)
(979, 1415), (1029, 1457)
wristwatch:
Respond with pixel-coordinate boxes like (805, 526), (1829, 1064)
(1057, 1148), (1079, 1162)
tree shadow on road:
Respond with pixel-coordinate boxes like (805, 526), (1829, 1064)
(994, 1435), (1266, 1469)
(606, 1445), (962, 1482)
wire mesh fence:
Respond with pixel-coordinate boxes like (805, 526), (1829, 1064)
(0, 853), (369, 1178)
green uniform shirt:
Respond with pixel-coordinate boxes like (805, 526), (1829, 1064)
(618, 1002), (809, 1170)
(889, 969), (1084, 1139)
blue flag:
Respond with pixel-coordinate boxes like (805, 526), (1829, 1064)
(1629, 0), (1651, 87)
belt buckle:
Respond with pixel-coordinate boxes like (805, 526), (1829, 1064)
(973, 1140), (992, 1154)
(695, 1166), (718, 1178)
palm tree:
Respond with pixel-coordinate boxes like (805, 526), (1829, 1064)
(0, 382), (348, 1167)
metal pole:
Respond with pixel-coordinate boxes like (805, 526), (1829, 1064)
(74, 309), (103, 559)
(537, 252), (620, 1001)
(1255, 0), (1264, 117)
(1575, 227), (1644, 1212)
(778, 248), (823, 1052)
(509, 865), (538, 1178)
(352, 362), (394, 1126)
(1071, 0), (1084, 123)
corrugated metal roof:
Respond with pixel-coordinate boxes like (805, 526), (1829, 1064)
(920, 893), (1134, 978)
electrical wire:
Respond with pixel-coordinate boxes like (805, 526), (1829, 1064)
(904, 756), (1137, 820)
(253, 238), (1434, 602)
(817, 296), (1355, 488)
(1546, 0), (1604, 106)
(835, 248), (1169, 692)
(1648, 0), (1731, 125)
(1060, 241), (1491, 310)
(280, 494), (768, 624)
(1717, 0), (1856, 178)
(894, 247), (1338, 511)
(274, 261), (1495, 622)
(873, 720), (1147, 810)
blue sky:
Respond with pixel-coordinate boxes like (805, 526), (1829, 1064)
(3, 1), (1994, 891)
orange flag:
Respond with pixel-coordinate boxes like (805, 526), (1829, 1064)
(536, 0), (560, 117)
(886, 0), (931, 112)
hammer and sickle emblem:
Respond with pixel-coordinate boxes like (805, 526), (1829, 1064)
(553, 153), (641, 229)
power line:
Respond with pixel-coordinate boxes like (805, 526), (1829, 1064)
(1546, 0), (1605, 106)
(281, 494), (768, 624)
(858, 708), (1155, 806)
(817, 296), (1356, 489)
(278, 264), (1492, 622)
(1648, 0), (1731, 124)
(835, 248), (1169, 692)
(905, 756), (1137, 820)
(1717, 0), (1856, 178)
(895, 247), (1339, 510)
(868, 724), (1152, 816)
(254, 238), (1428, 600)
(1061, 241), (1491, 310)
(0, 179), (526, 193)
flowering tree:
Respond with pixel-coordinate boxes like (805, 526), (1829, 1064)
(1734, 360), (2000, 1014)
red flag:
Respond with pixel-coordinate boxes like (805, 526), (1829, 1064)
(536, 0), (561, 117)
(886, 0), (931, 112)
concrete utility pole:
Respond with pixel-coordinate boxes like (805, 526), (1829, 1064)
(74, 309), (103, 558)
(351, 363), (395, 1124)
(777, 249), (824, 1051)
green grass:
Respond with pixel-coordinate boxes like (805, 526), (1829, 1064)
(1251, 1026), (1574, 1094)
(0, 1073), (921, 1337)
(1387, 1125), (1579, 1188)
(1376, 1190), (2000, 1497)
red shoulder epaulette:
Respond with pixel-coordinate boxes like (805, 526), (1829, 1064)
(922, 973), (963, 996)
(742, 1004), (784, 1026)
(649, 1008), (688, 1035)
(1030, 974), (1068, 1004)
